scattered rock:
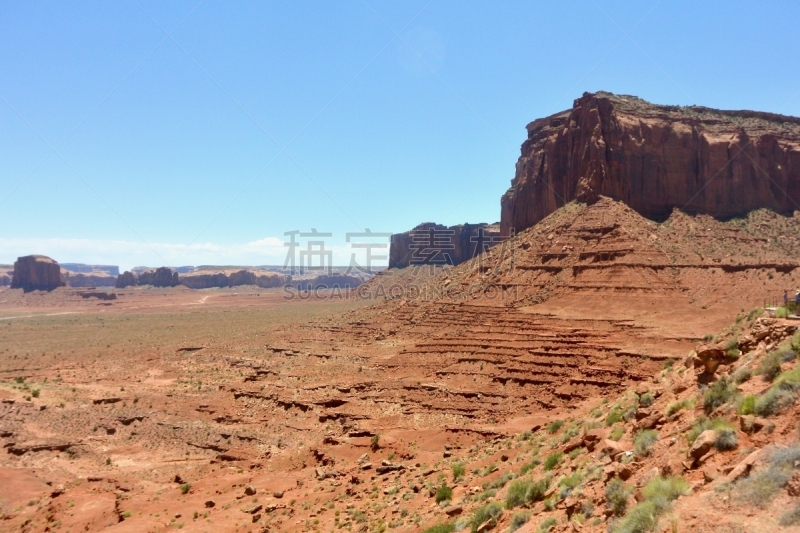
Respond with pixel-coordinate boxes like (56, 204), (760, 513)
(688, 430), (717, 460)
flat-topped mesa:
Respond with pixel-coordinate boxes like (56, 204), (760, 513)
(501, 91), (800, 235)
(10, 255), (65, 292)
(389, 222), (501, 269)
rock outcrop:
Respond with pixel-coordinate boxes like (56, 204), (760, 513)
(10, 255), (65, 292)
(389, 223), (502, 269)
(138, 267), (179, 287)
(115, 271), (137, 288)
(0, 265), (12, 287)
(501, 91), (800, 235)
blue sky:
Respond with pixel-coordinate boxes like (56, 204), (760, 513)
(1, 1), (799, 270)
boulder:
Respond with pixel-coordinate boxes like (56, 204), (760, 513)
(688, 430), (717, 459)
(11, 255), (65, 292)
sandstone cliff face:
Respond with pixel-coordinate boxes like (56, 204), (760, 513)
(389, 222), (501, 269)
(501, 91), (800, 235)
(64, 271), (116, 288)
(0, 265), (12, 287)
(11, 255), (65, 292)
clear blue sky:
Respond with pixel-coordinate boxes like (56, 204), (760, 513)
(1, 1), (799, 270)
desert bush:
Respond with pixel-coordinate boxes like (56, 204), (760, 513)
(776, 366), (800, 391)
(735, 445), (800, 508)
(518, 459), (539, 476)
(537, 517), (557, 532)
(435, 485), (452, 504)
(633, 430), (658, 457)
(737, 395), (756, 415)
(568, 446), (586, 460)
(723, 337), (739, 352)
(703, 376), (736, 414)
(613, 476), (690, 533)
(605, 478), (630, 517)
(757, 351), (783, 381)
(703, 333), (714, 342)
(543, 497), (556, 511)
(31, 389), (40, 398)
(714, 428), (738, 451)
(666, 397), (695, 416)
(180, 483), (191, 494)
(370, 434), (380, 450)
(776, 307), (790, 319)
(558, 472), (583, 498)
(423, 524), (455, 533)
(747, 308), (764, 321)
(754, 387), (795, 416)
(483, 472), (515, 490)
(638, 392), (655, 408)
(469, 502), (503, 532)
(506, 480), (532, 509)
(543, 452), (563, 471)
(506, 478), (549, 508)
(451, 462), (466, 482)
(547, 420), (564, 434)
(610, 427), (625, 441)
(605, 408), (624, 426)
(780, 504), (800, 526)
(731, 366), (752, 385)
(613, 500), (657, 533)
(509, 511), (530, 532)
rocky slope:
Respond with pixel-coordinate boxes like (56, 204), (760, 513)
(390, 223), (502, 269)
(501, 91), (800, 235)
(10, 255), (65, 292)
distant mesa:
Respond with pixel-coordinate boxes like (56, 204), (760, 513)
(60, 263), (119, 276)
(502, 91), (800, 235)
(62, 270), (117, 288)
(389, 222), (502, 269)
(180, 269), (290, 289)
(0, 265), (12, 287)
(10, 255), (65, 292)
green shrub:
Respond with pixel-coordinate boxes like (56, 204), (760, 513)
(470, 502), (503, 532)
(633, 430), (658, 457)
(610, 427), (625, 441)
(605, 408), (623, 426)
(568, 446), (586, 460)
(775, 366), (800, 391)
(559, 472), (583, 498)
(435, 485), (452, 504)
(757, 351), (782, 381)
(754, 387), (795, 416)
(538, 517), (557, 532)
(180, 483), (191, 494)
(703, 376), (736, 414)
(779, 504), (800, 526)
(747, 308), (764, 321)
(666, 397), (694, 416)
(737, 395), (756, 415)
(422, 524), (455, 533)
(731, 367), (752, 385)
(638, 392), (655, 408)
(509, 511), (530, 532)
(614, 477), (689, 532)
(519, 459), (539, 476)
(483, 472), (515, 490)
(613, 500), (657, 533)
(605, 478), (630, 516)
(547, 420), (564, 434)
(31, 389), (40, 398)
(506, 480), (531, 509)
(451, 462), (466, 482)
(776, 306), (790, 319)
(370, 434), (380, 450)
(543, 452), (563, 471)
(735, 467), (790, 507)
